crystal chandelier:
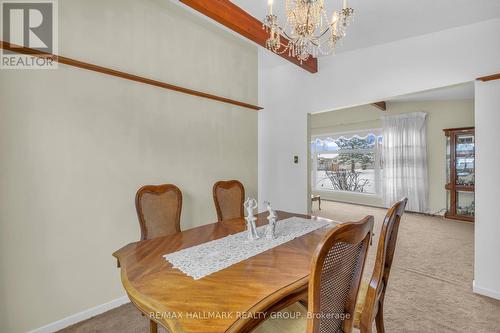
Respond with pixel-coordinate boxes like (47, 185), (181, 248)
(262, 0), (354, 63)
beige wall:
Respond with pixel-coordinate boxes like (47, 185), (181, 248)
(0, 1), (257, 332)
(311, 100), (474, 213)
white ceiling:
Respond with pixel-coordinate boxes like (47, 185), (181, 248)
(232, 0), (500, 53)
(389, 82), (475, 102)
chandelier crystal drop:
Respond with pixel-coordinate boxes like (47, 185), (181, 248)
(262, 0), (355, 63)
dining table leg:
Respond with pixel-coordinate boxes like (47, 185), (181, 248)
(150, 320), (158, 333)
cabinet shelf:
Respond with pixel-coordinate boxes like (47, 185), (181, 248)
(445, 184), (474, 192)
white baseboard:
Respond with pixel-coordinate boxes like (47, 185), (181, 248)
(473, 280), (500, 300)
(27, 296), (130, 333)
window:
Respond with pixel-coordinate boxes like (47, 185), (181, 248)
(311, 131), (382, 195)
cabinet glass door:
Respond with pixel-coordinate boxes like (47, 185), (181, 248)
(455, 134), (475, 186)
(457, 191), (475, 217)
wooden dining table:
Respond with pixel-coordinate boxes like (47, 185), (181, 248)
(112, 211), (339, 333)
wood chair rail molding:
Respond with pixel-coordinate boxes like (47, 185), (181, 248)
(0, 40), (262, 111)
(178, 0), (318, 74)
(477, 73), (500, 82)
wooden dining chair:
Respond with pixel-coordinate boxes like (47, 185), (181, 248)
(254, 216), (374, 333)
(353, 198), (408, 333)
(307, 215), (374, 333)
(135, 184), (182, 240)
(135, 184), (182, 333)
(212, 180), (245, 222)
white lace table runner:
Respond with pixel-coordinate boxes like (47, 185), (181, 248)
(163, 217), (331, 280)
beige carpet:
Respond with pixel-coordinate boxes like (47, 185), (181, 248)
(59, 201), (500, 333)
(310, 201), (500, 333)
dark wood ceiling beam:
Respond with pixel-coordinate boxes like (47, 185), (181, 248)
(477, 73), (500, 82)
(178, 0), (318, 74)
(372, 101), (387, 111)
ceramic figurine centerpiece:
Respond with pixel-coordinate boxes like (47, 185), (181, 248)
(264, 201), (277, 239)
(244, 198), (260, 240)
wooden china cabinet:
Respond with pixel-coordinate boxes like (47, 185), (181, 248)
(443, 127), (475, 222)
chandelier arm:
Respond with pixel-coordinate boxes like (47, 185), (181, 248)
(275, 47), (290, 55)
(317, 26), (332, 39)
(310, 39), (321, 47)
(280, 29), (293, 41)
(274, 33), (292, 54)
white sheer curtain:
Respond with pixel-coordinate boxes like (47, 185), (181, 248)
(382, 112), (428, 212)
